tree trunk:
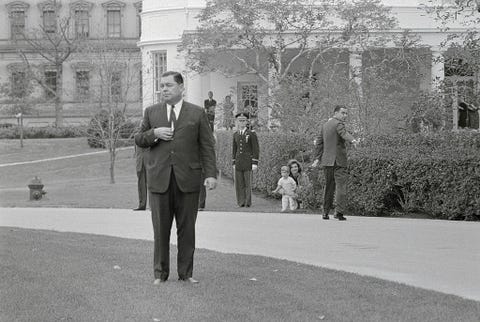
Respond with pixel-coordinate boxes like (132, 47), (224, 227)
(55, 96), (63, 127)
(109, 146), (116, 184)
(267, 64), (281, 129)
(55, 65), (63, 127)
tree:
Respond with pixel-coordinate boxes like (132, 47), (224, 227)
(0, 70), (35, 147)
(14, 0), (78, 127)
(422, 0), (480, 129)
(273, 34), (434, 137)
(180, 0), (397, 127)
(80, 39), (141, 184)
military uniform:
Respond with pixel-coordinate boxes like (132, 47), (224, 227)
(232, 128), (259, 207)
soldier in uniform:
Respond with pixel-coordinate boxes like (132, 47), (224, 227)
(232, 112), (260, 207)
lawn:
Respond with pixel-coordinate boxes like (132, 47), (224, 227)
(0, 138), (279, 211)
(2, 227), (479, 322)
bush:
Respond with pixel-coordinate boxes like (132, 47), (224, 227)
(0, 125), (85, 139)
(86, 109), (138, 148)
(215, 130), (480, 219)
(348, 131), (480, 219)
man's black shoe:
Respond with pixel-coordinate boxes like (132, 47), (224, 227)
(336, 213), (347, 221)
(322, 214), (329, 220)
(133, 207), (146, 211)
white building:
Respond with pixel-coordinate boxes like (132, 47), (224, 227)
(139, 0), (475, 128)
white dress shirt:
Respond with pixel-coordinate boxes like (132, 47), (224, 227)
(167, 99), (183, 122)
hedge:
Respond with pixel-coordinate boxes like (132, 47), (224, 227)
(215, 130), (480, 220)
(0, 125), (85, 139)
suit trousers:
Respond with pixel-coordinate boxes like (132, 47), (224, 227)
(149, 171), (199, 280)
(137, 166), (147, 209)
(235, 169), (252, 207)
(323, 164), (348, 215)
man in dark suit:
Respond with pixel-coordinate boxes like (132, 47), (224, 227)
(313, 105), (358, 221)
(133, 145), (147, 211)
(204, 91), (216, 131)
(135, 71), (217, 284)
(232, 112), (259, 207)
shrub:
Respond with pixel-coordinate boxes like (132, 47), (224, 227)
(0, 125), (85, 139)
(86, 109), (137, 148)
(215, 130), (480, 219)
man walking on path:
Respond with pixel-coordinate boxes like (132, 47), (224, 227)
(135, 71), (217, 284)
(313, 105), (358, 221)
(232, 112), (259, 208)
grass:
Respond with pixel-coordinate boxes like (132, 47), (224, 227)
(0, 138), (279, 211)
(2, 227), (480, 322)
(2, 138), (480, 321)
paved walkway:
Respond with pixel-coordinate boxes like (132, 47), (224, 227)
(1, 207), (479, 301)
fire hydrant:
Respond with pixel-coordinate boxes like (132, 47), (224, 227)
(28, 176), (46, 200)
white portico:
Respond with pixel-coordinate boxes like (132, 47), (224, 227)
(138, 0), (467, 117)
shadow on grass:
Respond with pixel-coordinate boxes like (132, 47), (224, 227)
(2, 227), (479, 322)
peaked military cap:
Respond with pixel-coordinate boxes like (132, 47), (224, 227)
(235, 111), (250, 119)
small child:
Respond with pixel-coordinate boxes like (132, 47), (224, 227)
(272, 166), (297, 212)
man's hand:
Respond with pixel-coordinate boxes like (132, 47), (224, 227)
(252, 164), (258, 171)
(311, 159), (319, 168)
(204, 177), (217, 190)
(153, 127), (174, 141)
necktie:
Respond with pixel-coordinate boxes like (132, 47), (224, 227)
(170, 105), (176, 130)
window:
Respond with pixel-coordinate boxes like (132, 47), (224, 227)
(44, 70), (57, 99)
(238, 83), (258, 117)
(43, 9), (56, 33)
(6, 1), (29, 39)
(70, 1), (93, 37)
(11, 10), (26, 38)
(11, 71), (27, 98)
(74, 9), (89, 38)
(102, 1), (125, 38)
(76, 71), (90, 100)
(153, 52), (167, 103)
(111, 71), (122, 101)
(106, 9), (121, 38)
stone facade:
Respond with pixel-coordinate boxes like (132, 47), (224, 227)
(0, 0), (143, 126)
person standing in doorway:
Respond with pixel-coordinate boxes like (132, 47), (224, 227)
(135, 71), (217, 284)
(222, 95), (235, 130)
(312, 105), (358, 221)
(204, 91), (217, 131)
(232, 112), (259, 208)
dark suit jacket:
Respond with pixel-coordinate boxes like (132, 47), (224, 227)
(204, 99), (217, 109)
(315, 117), (354, 167)
(134, 101), (217, 193)
(232, 129), (259, 171)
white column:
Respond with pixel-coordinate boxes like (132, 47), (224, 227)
(349, 50), (363, 97)
(349, 50), (363, 133)
(431, 49), (445, 90)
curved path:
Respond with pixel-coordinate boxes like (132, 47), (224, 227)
(1, 207), (479, 301)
